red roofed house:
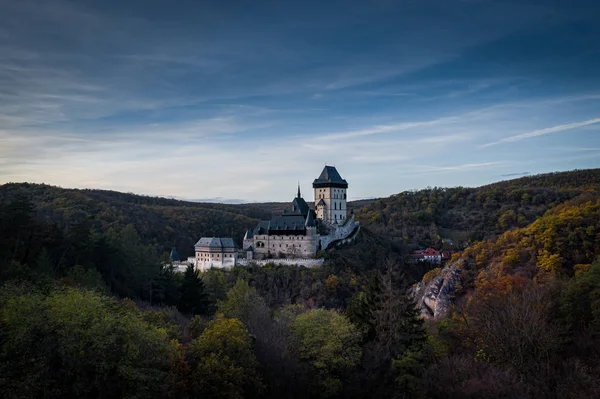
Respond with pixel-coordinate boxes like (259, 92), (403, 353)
(410, 248), (442, 264)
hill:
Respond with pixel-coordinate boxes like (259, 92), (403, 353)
(356, 168), (600, 249)
(0, 183), (281, 258)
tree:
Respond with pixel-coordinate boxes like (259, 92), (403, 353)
(288, 308), (362, 397)
(178, 264), (209, 315)
(0, 285), (175, 399)
(187, 317), (263, 399)
(363, 261), (428, 398)
(217, 279), (266, 322)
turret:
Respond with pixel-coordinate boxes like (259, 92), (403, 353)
(313, 165), (348, 224)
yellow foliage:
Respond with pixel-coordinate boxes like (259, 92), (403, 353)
(536, 250), (562, 274)
(574, 263), (591, 277)
(422, 268), (441, 284)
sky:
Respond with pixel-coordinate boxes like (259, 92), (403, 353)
(1, 0), (599, 202)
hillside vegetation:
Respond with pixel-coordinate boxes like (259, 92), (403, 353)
(2, 169), (600, 398)
(357, 168), (600, 248)
(0, 183), (278, 258)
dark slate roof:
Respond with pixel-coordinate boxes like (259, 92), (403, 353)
(244, 229), (254, 239)
(253, 221), (270, 235)
(268, 215), (306, 231)
(317, 198), (326, 206)
(291, 196), (310, 216)
(194, 237), (236, 248)
(305, 211), (316, 227)
(313, 165), (348, 188)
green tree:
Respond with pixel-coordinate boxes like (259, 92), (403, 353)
(217, 279), (266, 321)
(0, 285), (175, 399)
(178, 264), (209, 315)
(288, 308), (362, 397)
(188, 317), (263, 399)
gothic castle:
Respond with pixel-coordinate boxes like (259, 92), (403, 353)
(189, 165), (359, 271)
(242, 165), (357, 259)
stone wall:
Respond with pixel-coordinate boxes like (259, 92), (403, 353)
(319, 216), (360, 249)
(238, 258), (324, 268)
(252, 229), (318, 258)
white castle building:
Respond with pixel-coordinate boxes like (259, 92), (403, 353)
(243, 165), (355, 259)
(193, 237), (238, 272)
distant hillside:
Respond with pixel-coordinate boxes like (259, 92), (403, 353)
(356, 168), (600, 249)
(0, 183), (277, 258)
(3, 168), (599, 257)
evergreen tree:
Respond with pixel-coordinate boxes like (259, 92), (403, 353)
(178, 264), (209, 315)
(363, 260), (429, 398)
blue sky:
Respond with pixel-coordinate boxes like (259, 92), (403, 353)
(1, 0), (599, 202)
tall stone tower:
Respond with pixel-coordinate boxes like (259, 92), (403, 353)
(313, 165), (348, 224)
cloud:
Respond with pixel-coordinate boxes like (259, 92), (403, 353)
(417, 161), (507, 172)
(482, 118), (600, 147)
(313, 116), (460, 141)
(501, 172), (530, 177)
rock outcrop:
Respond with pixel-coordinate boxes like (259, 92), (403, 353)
(413, 261), (462, 320)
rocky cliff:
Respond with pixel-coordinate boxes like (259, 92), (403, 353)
(413, 261), (462, 319)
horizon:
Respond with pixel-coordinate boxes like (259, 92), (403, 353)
(4, 166), (593, 204)
(1, 0), (599, 202)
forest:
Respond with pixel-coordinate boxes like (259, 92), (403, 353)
(1, 168), (600, 398)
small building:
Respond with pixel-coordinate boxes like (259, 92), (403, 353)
(410, 248), (442, 264)
(194, 237), (238, 272)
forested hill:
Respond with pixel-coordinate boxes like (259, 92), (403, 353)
(2, 168), (600, 257)
(0, 183), (287, 258)
(356, 168), (600, 249)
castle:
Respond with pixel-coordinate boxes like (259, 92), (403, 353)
(243, 165), (354, 259)
(184, 165), (359, 272)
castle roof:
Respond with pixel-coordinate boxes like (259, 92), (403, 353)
(268, 214), (306, 232)
(313, 165), (348, 188)
(316, 198), (326, 206)
(291, 196), (310, 216)
(194, 237), (236, 249)
(305, 211), (316, 227)
(244, 229), (254, 240)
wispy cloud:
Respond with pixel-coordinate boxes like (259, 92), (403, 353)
(482, 118), (600, 147)
(501, 172), (530, 177)
(314, 116), (460, 141)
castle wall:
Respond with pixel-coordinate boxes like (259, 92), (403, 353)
(319, 216), (359, 249)
(237, 258), (324, 268)
(253, 230), (318, 258)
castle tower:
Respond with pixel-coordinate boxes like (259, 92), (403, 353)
(312, 165), (348, 224)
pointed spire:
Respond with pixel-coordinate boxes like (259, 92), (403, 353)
(297, 181), (301, 198)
